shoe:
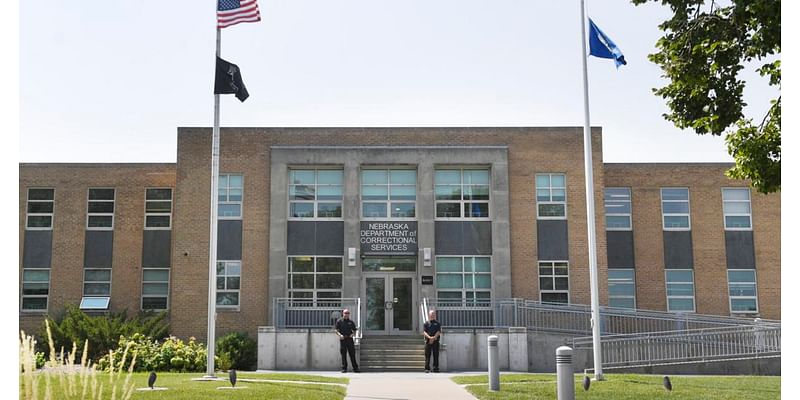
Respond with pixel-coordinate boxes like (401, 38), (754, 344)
(433, 369), (440, 373)
(425, 369), (430, 373)
(354, 369), (361, 373)
(341, 369), (347, 373)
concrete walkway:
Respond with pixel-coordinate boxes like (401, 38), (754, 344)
(256, 371), (481, 400)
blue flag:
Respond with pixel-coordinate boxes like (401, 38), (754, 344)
(588, 18), (626, 68)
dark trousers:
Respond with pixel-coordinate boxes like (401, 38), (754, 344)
(424, 341), (439, 370)
(340, 338), (358, 370)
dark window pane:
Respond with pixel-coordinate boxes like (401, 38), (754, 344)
(145, 216), (171, 228)
(436, 203), (461, 218)
(142, 283), (168, 295)
(22, 297), (48, 310)
(317, 203), (342, 218)
(216, 292), (239, 306)
(290, 203), (314, 218)
(317, 258), (342, 273)
(316, 274), (342, 289)
(464, 202), (489, 218)
(89, 189), (115, 200)
(84, 283), (111, 295)
(142, 297), (168, 310)
(435, 185), (461, 200)
(554, 277), (569, 290)
(27, 202), (54, 213)
(290, 258), (313, 272)
(146, 189), (172, 200)
(362, 203), (387, 218)
(88, 202), (114, 213)
(23, 283), (49, 295)
(291, 274), (314, 289)
(390, 203), (415, 218)
(28, 189), (54, 200)
(146, 201), (172, 213)
(539, 278), (554, 290)
(216, 277), (225, 289)
(541, 292), (568, 304)
(539, 204), (565, 217)
(27, 216), (52, 228)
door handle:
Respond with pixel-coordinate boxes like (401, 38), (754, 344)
(393, 297), (399, 303)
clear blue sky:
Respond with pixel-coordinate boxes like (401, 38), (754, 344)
(19, 0), (778, 163)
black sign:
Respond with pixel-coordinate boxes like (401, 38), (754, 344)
(422, 276), (434, 285)
(360, 221), (418, 255)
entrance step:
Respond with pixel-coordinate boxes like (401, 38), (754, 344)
(359, 336), (428, 371)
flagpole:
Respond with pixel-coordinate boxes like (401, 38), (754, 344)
(205, 25), (222, 378)
(579, 0), (604, 381)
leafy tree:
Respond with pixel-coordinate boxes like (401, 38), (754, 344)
(631, 0), (780, 193)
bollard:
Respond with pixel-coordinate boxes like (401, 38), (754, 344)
(556, 346), (575, 400)
(488, 335), (500, 391)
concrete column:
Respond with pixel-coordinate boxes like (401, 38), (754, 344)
(508, 327), (528, 372)
(418, 159), (436, 300)
(257, 326), (276, 370)
(343, 156), (361, 298)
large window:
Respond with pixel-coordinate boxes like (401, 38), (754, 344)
(539, 261), (569, 304)
(81, 268), (112, 310)
(21, 269), (50, 311)
(604, 188), (631, 230)
(145, 188), (173, 229)
(536, 174), (567, 219)
(722, 188), (752, 230)
(216, 261), (241, 308)
(435, 168), (490, 219)
(87, 188), (115, 229)
(728, 269), (758, 314)
(287, 257), (343, 303)
(608, 269), (636, 309)
(661, 188), (690, 230)
(289, 169), (343, 219)
(361, 169), (417, 219)
(142, 268), (169, 310)
(26, 188), (54, 229)
(218, 174), (243, 219)
(665, 269), (695, 312)
(435, 256), (492, 304)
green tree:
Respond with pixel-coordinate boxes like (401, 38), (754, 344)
(631, 0), (780, 193)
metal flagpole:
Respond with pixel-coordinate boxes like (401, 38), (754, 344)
(205, 25), (222, 378)
(579, 0), (604, 381)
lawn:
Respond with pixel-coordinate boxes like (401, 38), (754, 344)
(21, 372), (348, 400)
(452, 373), (780, 400)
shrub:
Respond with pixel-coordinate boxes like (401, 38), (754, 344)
(97, 333), (214, 373)
(216, 331), (257, 371)
(38, 304), (169, 362)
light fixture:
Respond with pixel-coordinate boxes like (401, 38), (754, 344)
(348, 248), (357, 267)
(423, 248), (432, 267)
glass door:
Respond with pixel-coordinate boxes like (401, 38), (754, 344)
(363, 273), (416, 335)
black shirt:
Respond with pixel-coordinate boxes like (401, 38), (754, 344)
(336, 318), (357, 337)
(424, 319), (441, 343)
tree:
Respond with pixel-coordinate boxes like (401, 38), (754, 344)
(631, 0), (780, 193)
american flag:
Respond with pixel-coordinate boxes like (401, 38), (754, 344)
(217, 0), (261, 29)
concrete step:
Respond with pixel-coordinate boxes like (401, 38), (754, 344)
(360, 354), (426, 361)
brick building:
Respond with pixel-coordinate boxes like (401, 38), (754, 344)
(19, 127), (781, 344)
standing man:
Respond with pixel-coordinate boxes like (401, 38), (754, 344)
(335, 309), (360, 373)
(423, 309), (442, 373)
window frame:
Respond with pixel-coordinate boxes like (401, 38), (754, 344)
(604, 187), (632, 231)
(538, 260), (570, 304)
(26, 188), (55, 230)
(434, 167), (491, 221)
(607, 268), (636, 309)
(661, 187), (691, 231)
(21, 268), (51, 312)
(218, 174), (244, 220)
(665, 269), (696, 312)
(722, 187), (753, 231)
(141, 267), (170, 311)
(434, 256), (493, 305)
(360, 167), (418, 220)
(287, 168), (344, 221)
(86, 187), (115, 230)
(83, 268), (112, 297)
(216, 260), (242, 310)
(144, 188), (173, 230)
(727, 269), (759, 315)
(535, 173), (568, 220)
(287, 256), (344, 305)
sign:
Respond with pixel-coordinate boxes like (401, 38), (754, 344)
(360, 221), (418, 255)
(422, 276), (434, 285)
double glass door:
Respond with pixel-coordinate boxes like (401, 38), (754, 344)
(363, 273), (416, 335)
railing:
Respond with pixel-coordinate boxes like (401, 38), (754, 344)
(273, 298), (361, 329)
(420, 298), (430, 332)
(572, 324), (781, 368)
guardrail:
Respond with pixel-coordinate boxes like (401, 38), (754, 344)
(273, 298), (361, 329)
(572, 324), (781, 367)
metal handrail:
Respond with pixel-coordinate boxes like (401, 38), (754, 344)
(273, 298), (361, 329)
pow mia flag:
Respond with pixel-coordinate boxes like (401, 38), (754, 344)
(214, 56), (249, 102)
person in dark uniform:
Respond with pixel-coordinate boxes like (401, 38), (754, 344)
(423, 309), (442, 373)
(335, 309), (360, 373)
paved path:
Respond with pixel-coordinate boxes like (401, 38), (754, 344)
(256, 371), (481, 400)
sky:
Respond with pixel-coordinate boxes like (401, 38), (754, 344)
(18, 0), (779, 164)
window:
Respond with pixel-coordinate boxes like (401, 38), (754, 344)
(661, 188), (690, 230)
(361, 169), (417, 219)
(216, 261), (241, 308)
(287, 257), (343, 303)
(218, 174), (243, 219)
(539, 261), (569, 304)
(145, 188), (173, 229)
(21, 268), (50, 311)
(728, 269), (758, 314)
(536, 174), (567, 219)
(435, 256), (492, 304)
(604, 188), (631, 230)
(722, 188), (752, 230)
(87, 188), (115, 229)
(665, 269), (695, 312)
(288, 169), (343, 219)
(434, 168), (490, 219)
(81, 268), (111, 310)
(26, 188), (54, 229)
(608, 269), (636, 309)
(142, 268), (169, 310)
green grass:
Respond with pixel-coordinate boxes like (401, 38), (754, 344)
(23, 372), (348, 400)
(452, 373), (780, 400)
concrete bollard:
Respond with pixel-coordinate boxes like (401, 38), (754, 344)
(556, 346), (575, 400)
(488, 335), (500, 391)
